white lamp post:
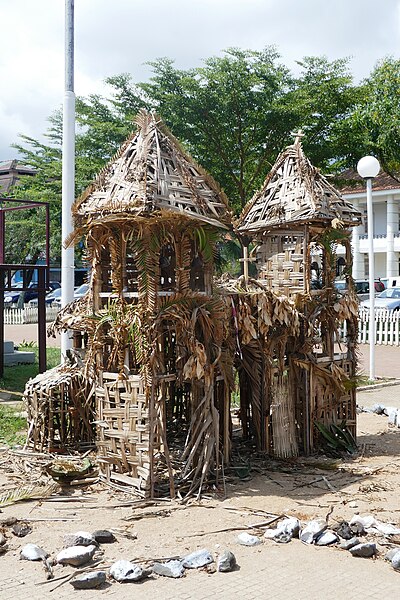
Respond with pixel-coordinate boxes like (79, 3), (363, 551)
(357, 155), (380, 380)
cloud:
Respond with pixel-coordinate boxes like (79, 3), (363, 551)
(1, 0), (399, 161)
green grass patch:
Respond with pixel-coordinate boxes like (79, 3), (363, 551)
(0, 404), (27, 446)
(0, 345), (61, 395)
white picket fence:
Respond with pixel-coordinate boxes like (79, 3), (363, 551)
(340, 308), (400, 346)
(3, 306), (60, 325)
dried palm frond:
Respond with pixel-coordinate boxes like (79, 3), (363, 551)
(0, 482), (60, 507)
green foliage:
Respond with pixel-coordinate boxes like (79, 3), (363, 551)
(349, 57), (400, 178)
(9, 48), (397, 263)
(0, 405), (26, 446)
(315, 420), (357, 456)
(0, 346), (61, 394)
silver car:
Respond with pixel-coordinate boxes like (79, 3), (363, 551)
(361, 287), (400, 311)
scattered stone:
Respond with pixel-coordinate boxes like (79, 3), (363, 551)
(349, 543), (376, 558)
(237, 532), (262, 546)
(70, 571), (107, 590)
(371, 404), (385, 415)
(92, 529), (115, 544)
(350, 514), (400, 536)
(0, 545), (8, 555)
(264, 517), (299, 543)
(11, 522), (32, 537)
(206, 563), (217, 574)
(20, 543), (49, 561)
(0, 533), (6, 546)
(152, 560), (185, 578)
(273, 531), (292, 544)
(300, 520), (327, 545)
(315, 531), (338, 546)
(109, 559), (151, 582)
(340, 537), (360, 550)
(64, 531), (96, 548)
(217, 550), (237, 572)
(57, 544), (97, 567)
(385, 407), (398, 425)
(277, 517), (300, 538)
(183, 549), (214, 568)
(391, 550), (400, 570)
(335, 521), (354, 540)
(385, 548), (400, 562)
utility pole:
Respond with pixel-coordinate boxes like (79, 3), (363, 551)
(61, 0), (75, 357)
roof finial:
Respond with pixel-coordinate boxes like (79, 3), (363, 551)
(291, 129), (304, 145)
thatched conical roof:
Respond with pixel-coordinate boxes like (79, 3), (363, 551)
(238, 138), (362, 234)
(73, 110), (231, 230)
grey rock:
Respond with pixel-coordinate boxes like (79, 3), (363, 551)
(349, 543), (376, 558)
(385, 548), (400, 562)
(315, 531), (338, 546)
(20, 543), (49, 561)
(57, 544), (97, 567)
(371, 403), (385, 415)
(92, 529), (115, 544)
(70, 571), (107, 589)
(300, 520), (327, 545)
(64, 531), (96, 548)
(183, 549), (214, 568)
(340, 537), (360, 550)
(217, 551), (237, 572)
(336, 521), (353, 540)
(277, 517), (300, 538)
(273, 531), (292, 544)
(391, 550), (400, 570)
(11, 522), (32, 537)
(109, 559), (151, 582)
(237, 532), (262, 546)
(152, 560), (185, 578)
(0, 533), (7, 547)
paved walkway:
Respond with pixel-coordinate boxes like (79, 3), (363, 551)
(3, 324), (400, 379)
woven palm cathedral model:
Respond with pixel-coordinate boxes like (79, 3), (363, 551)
(24, 113), (362, 498)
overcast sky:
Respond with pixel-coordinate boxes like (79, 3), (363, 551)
(1, 0), (399, 162)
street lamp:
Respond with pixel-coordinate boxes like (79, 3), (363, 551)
(357, 155), (380, 380)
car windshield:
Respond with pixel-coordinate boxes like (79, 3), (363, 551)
(378, 288), (400, 299)
(47, 288), (61, 298)
(75, 284), (89, 295)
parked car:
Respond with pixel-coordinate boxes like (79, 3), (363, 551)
(334, 279), (385, 301)
(4, 281), (60, 305)
(361, 287), (400, 311)
(52, 283), (89, 307)
(28, 287), (61, 306)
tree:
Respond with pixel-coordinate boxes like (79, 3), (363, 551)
(347, 57), (400, 178)
(10, 48), (370, 262)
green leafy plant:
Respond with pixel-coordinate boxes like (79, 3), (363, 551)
(315, 420), (357, 456)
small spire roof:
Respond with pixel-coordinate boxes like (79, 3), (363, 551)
(238, 137), (362, 233)
(73, 110), (231, 229)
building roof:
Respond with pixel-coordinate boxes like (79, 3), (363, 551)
(238, 139), (362, 234)
(0, 160), (36, 196)
(336, 169), (400, 195)
(73, 110), (232, 230)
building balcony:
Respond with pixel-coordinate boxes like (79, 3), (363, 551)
(357, 233), (400, 253)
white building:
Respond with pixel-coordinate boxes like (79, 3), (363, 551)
(340, 170), (400, 282)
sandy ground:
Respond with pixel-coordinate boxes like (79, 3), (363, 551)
(1, 387), (400, 598)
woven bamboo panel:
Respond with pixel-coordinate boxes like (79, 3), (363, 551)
(311, 358), (356, 442)
(73, 111), (231, 231)
(96, 373), (154, 494)
(24, 366), (95, 453)
(238, 140), (362, 233)
(256, 233), (305, 296)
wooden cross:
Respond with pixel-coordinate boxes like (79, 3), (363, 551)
(291, 129), (305, 145)
(239, 246), (256, 282)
